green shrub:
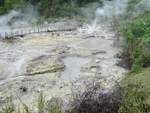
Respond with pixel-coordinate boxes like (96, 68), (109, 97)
(120, 12), (150, 72)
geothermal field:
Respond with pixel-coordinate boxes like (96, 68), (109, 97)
(0, 0), (149, 112)
(0, 19), (127, 108)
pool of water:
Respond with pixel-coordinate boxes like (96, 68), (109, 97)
(60, 56), (90, 81)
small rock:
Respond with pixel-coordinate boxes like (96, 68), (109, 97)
(20, 86), (28, 92)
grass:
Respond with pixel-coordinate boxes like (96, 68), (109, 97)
(122, 67), (150, 92)
(119, 68), (150, 113)
(37, 92), (45, 113)
(0, 93), (61, 113)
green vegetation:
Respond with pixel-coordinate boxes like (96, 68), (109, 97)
(118, 0), (150, 112)
(37, 92), (45, 113)
(0, 0), (26, 15)
(0, 0), (102, 18)
(120, 12), (150, 72)
(119, 68), (150, 113)
(0, 97), (15, 113)
(0, 93), (61, 113)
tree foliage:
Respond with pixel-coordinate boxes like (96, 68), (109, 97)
(0, 0), (100, 17)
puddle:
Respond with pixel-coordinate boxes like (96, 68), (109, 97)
(79, 38), (112, 50)
(60, 56), (90, 81)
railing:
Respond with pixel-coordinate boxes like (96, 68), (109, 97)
(0, 22), (79, 39)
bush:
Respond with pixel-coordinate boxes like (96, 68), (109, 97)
(68, 84), (122, 113)
(120, 12), (150, 72)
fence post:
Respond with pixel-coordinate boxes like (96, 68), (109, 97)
(10, 31), (14, 37)
(5, 32), (8, 38)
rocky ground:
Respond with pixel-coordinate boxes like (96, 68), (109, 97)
(0, 21), (127, 110)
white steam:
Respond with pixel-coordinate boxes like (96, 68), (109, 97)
(0, 10), (19, 33)
(134, 0), (150, 15)
(96, 0), (128, 18)
(0, 5), (39, 37)
(0, 10), (19, 27)
(95, 0), (150, 18)
(82, 0), (150, 35)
